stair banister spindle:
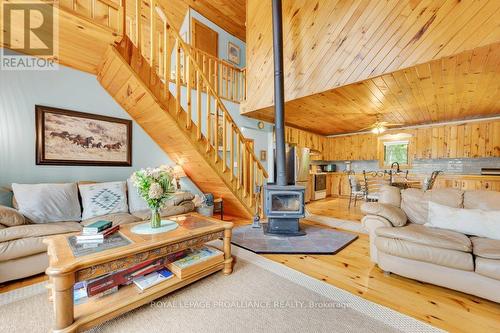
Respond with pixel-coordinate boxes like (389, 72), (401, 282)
(135, 0), (141, 50)
(206, 92), (211, 152)
(214, 104), (219, 162)
(249, 157), (254, 203)
(196, 63), (202, 140)
(222, 112), (227, 171)
(121, 0), (126, 36)
(243, 140), (247, 197)
(163, 21), (167, 81)
(175, 38), (181, 115)
(186, 57), (192, 129)
(237, 137), (241, 189)
(150, 0), (155, 69)
(202, 54), (206, 91)
(230, 125), (234, 180)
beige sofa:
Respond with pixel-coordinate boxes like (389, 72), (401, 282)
(361, 186), (500, 303)
(0, 188), (195, 283)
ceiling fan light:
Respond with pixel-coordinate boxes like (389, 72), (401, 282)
(371, 125), (386, 134)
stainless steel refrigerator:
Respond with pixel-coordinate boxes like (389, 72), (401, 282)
(284, 144), (311, 202)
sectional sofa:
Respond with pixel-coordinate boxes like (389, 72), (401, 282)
(0, 181), (195, 283)
(361, 186), (500, 303)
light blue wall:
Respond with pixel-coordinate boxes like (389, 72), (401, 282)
(180, 8), (246, 68)
(0, 52), (201, 206)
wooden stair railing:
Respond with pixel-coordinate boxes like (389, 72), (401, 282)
(188, 46), (247, 103)
(57, 0), (246, 104)
(119, 0), (266, 214)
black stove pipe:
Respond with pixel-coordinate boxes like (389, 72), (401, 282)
(272, 0), (287, 186)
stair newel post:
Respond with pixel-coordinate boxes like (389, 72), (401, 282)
(175, 38), (181, 115)
(135, 0), (141, 53)
(230, 125), (234, 180)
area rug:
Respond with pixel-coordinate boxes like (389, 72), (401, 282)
(0, 243), (442, 333)
(231, 224), (358, 254)
(304, 213), (368, 234)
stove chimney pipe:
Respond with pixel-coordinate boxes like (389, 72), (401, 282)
(272, 0), (286, 186)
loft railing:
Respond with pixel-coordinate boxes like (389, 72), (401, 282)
(58, 0), (125, 33)
(123, 0), (266, 211)
(187, 46), (247, 103)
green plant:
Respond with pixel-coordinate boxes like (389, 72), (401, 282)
(130, 166), (177, 210)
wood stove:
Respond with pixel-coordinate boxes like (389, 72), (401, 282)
(262, 0), (306, 236)
(264, 184), (305, 235)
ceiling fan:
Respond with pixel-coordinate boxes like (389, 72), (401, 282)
(359, 114), (403, 134)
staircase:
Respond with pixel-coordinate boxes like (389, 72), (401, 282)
(96, 1), (266, 218)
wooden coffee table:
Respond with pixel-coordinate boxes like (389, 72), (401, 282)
(44, 213), (233, 333)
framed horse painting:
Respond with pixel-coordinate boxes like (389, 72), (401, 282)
(35, 105), (132, 166)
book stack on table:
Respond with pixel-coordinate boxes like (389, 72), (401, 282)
(72, 246), (224, 304)
(76, 220), (119, 244)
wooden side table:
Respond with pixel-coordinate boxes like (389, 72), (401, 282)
(44, 214), (233, 332)
(214, 197), (224, 220)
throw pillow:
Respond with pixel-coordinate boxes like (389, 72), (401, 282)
(401, 188), (463, 225)
(11, 183), (81, 223)
(361, 202), (407, 227)
(79, 181), (128, 220)
(378, 185), (401, 207)
(426, 201), (500, 240)
(0, 205), (26, 227)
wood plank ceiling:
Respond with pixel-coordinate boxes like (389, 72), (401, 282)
(243, 0), (500, 135)
(245, 43), (500, 135)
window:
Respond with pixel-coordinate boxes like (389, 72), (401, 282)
(383, 140), (409, 166)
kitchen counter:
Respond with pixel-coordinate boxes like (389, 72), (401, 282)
(313, 172), (500, 198)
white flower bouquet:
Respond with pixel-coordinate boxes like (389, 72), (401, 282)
(131, 166), (177, 228)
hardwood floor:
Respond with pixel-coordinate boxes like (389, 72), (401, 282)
(235, 197), (500, 333)
(306, 196), (363, 221)
(2, 200), (499, 333)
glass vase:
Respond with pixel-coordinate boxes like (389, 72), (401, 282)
(150, 208), (161, 228)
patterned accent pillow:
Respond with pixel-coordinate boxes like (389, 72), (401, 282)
(79, 181), (129, 220)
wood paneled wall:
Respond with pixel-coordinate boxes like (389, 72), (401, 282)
(245, 0), (500, 115)
(286, 119), (500, 161)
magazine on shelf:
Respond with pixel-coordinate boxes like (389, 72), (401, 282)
(166, 246), (224, 279)
(133, 269), (174, 292)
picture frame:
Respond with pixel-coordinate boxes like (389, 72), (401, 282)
(260, 150), (267, 162)
(35, 105), (132, 166)
(227, 41), (240, 65)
